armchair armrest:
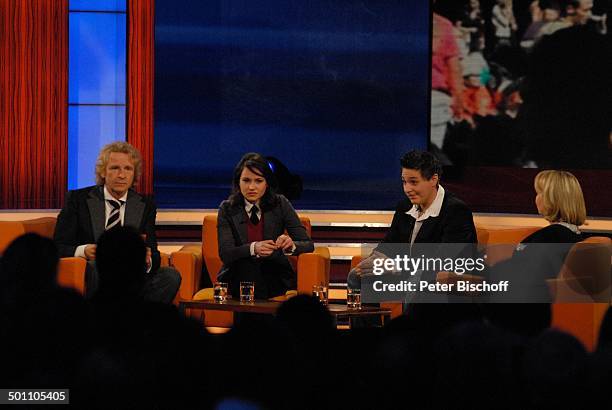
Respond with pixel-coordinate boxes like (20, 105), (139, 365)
(171, 246), (203, 300)
(297, 249), (330, 294)
(57, 257), (86, 295)
(547, 276), (609, 303)
(269, 290), (298, 302)
(160, 252), (170, 267)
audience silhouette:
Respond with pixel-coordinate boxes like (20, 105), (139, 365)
(0, 230), (610, 409)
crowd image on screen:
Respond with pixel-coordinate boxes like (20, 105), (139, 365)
(431, 0), (610, 169)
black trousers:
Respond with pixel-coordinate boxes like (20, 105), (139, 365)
(225, 257), (295, 300)
(85, 261), (181, 304)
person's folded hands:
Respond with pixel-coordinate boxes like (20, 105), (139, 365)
(255, 240), (277, 257)
(275, 234), (295, 254)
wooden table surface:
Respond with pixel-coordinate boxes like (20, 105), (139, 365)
(179, 298), (392, 318)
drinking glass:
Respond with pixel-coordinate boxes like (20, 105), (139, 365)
(213, 282), (228, 303)
(347, 287), (361, 309)
(312, 284), (328, 305)
(240, 281), (255, 303)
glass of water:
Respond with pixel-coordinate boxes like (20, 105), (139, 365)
(240, 281), (255, 303)
(213, 282), (228, 303)
(312, 284), (328, 305)
(347, 287), (361, 309)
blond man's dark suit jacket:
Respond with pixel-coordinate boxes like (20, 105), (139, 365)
(216, 194), (314, 293)
(54, 185), (162, 273)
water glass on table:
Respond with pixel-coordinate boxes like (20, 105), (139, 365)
(213, 281), (228, 303)
(347, 287), (361, 309)
(312, 284), (328, 305)
(240, 281), (255, 303)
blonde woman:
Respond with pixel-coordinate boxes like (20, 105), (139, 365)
(495, 170), (586, 281)
(525, 169), (586, 244)
(486, 170), (587, 329)
(491, 171), (585, 293)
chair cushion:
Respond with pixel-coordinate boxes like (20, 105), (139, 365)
(193, 288), (214, 300)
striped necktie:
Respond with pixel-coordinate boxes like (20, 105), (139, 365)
(106, 199), (124, 230)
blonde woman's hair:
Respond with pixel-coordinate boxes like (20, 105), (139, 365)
(534, 170), (586, 225)
(95, 141), (142, 186)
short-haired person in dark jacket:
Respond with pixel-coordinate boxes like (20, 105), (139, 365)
(217, 153), (314, 299)
(348, 150), (477, 288)
(53, 142), (181, 304)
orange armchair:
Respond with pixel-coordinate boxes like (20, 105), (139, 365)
(479, 225), (540, 266)
(171, 215), (330, 327)
(549, 236), (611, 351)
(0, 218), (87, 295)
(0, 221), (26, 254)
(437, 230), (610, 352)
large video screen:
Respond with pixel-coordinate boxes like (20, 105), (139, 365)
(430, 0), (611, 216)
(431, 0), (610, 168)
(154, 0), (430, 209)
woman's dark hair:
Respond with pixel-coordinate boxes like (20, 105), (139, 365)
(229, 152), (278, 210)
(400, 150), (443, 180)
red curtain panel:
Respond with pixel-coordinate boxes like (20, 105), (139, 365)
(127, 0), (155, 196)
(0, 0), (68, 209)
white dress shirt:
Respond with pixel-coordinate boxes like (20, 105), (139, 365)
(406, 185), (446, 245)
(75, 187), (152, 272)
(74, 186), (127, 258)
(245, 200), (262, 256)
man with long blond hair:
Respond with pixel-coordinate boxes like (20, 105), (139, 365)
(54, 142), (180, 303)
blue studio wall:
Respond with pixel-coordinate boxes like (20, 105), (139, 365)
(68, 0), (127, 190)
(154, 0), (430, 210)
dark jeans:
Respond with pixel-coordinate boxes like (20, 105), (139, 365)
(225, 257), (295, 300)
(85, 261), (181, 304)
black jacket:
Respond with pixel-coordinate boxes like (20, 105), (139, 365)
(520, 223), (582, 247)
(53, 185), (162, 273)
(216, 194), (314, 285)
(376, 190), (477, 260)
(487, 224), (583, 302)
